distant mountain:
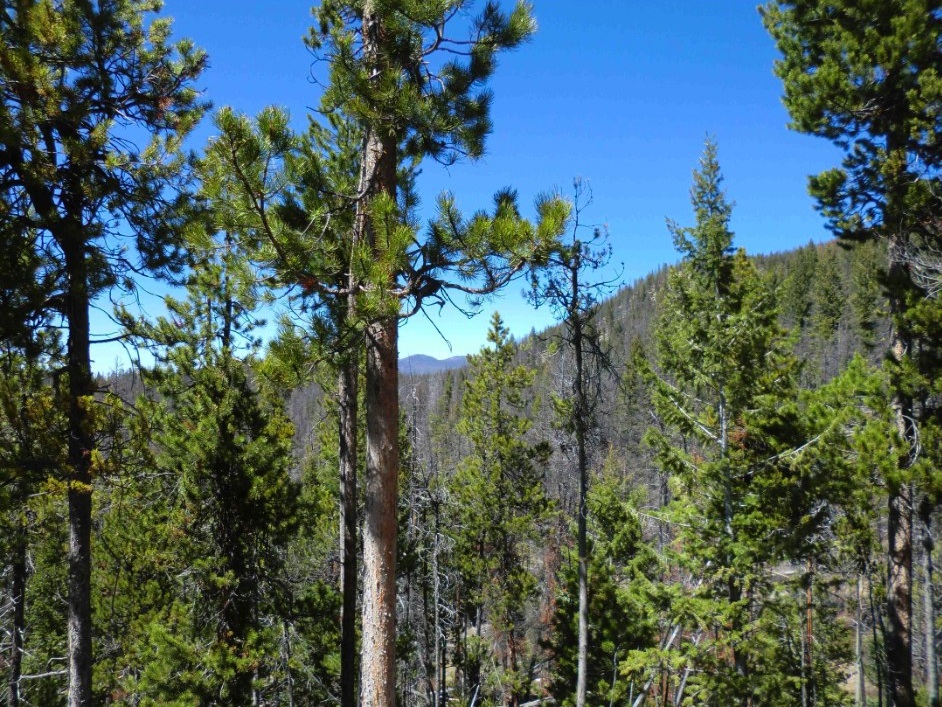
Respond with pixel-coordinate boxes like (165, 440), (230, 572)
(399, 354), (467, 375)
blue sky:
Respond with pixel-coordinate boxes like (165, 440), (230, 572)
(95, 1), (842, 370)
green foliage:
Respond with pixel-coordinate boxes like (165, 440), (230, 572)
(449, 313), (551, 705)
(638, 141), (854, 704)
(117, 227), (300, 704)
(545, 471), (657, 706)
(762, 0), (942, 245)
(309, 0), (536, 166)
(0, 0), (208, 299)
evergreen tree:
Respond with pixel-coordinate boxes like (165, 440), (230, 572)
(640, 141), (836, 705)
(527, 179), (618, 707)
(205, 6), (569, 702)
(0, 3), (206, 702)
(124, 231), (299, 705)
(450, 313), (551, 706)
(763, 4), (942, 703)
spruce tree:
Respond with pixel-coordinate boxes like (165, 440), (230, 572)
(0, 3), (206, 702)
(642, 141), (824, 704)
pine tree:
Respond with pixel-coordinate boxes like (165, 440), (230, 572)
(450, 313), (551, 706)
(124, 231), (299, 705)
(762, 4), (942, 702)
(527, 179), (617, 707)
(205, 6), (569, 702)
(0, 3), (206, 702)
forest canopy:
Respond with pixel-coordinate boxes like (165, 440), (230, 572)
(1, 2), (941, 707)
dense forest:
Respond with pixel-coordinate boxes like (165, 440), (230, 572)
(2, 1), (942, 706)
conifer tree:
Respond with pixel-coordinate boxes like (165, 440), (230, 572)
(641, 141), (828, 704)
(0, 3), (206, 702)
(762, 4), (942, 702)
(125, 230), (299, 705)
(527, 179), (617, 707)
(207, 6), (569, 702)
(450, 313), (551, 706)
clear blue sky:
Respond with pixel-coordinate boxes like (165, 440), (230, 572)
(95, 1), (842, 370)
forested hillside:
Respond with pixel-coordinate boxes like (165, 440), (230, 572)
(2, 1), (942, 707)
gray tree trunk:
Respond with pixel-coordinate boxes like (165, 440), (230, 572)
(857, 574), (866, 707)
(922, 503), (939, 706)
(9, 523), (26, 707)
(572, 258), (589, 707)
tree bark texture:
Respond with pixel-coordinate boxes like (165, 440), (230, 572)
(361, 316), (399, 707)
(887, 226), (915, 707)
(64, 229), (94, 707)
(357, 4), (401, 701)
(339, 357), (359, 707)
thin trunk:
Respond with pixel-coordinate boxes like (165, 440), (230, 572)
(9, 522), (27, 707)
(433, 491), (445, 707)
(64, 229), (94, 707)
(870, 564), (886, 707)
(573, 255), (589, 707)
(857, 575), (866, 707)
(806, 557), (815, 706)
(801, 611), (809, 707)
(283, 623), (295, 707)
(339, 355), (359, 707)
(673, 629), (703, 705)
(922, 503), (939, 707)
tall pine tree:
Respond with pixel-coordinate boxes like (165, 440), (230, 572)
(0, 3), (206, 702)
(762, 4), (942, 702)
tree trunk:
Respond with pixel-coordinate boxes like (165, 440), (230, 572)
(572, 254), (589, 707)
(887, 480), (915, 707)
(857, 574), (866, 707)
(64, 229), (94, 707)
(339, 356), (359, 707)
(885, 187), (915, 707)
(923, 502), (939, 707)
(9, 521), (27, 707)
(361, 316), (400, 707)
(356, 3), (400, 702)
(804, 557), (815, 707)
(869, 566), (886, 707)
